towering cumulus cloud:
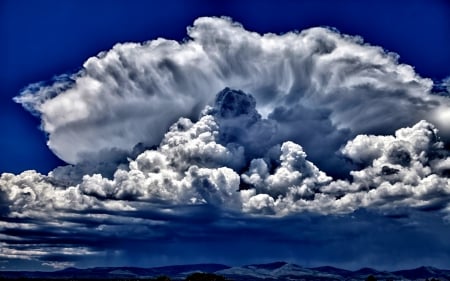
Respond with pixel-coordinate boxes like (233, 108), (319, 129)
(2, 17), (450, 269)
(14, 17), (450, 177)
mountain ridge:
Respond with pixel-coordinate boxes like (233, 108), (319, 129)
(1, 262), (449, 280)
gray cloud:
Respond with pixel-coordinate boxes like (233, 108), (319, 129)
(2, 92), (450, 269)
(13, 17), (450, 179)
(3, 90), (450, 219)
(3, 17), (450, 269)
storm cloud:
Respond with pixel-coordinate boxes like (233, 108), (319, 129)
(2, 17), (450, 269)
(14, 17), (450, 177)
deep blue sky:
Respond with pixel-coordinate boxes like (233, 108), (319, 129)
(1, 0), (450, 174)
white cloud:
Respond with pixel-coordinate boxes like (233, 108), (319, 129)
(4, 92), (450, 218)
(41, 262), (75, 269)
(78, 110), (245, 205)
(3, 17), (450, 266)
(238, 120), (450, 216)
(14, 17), (450, 178)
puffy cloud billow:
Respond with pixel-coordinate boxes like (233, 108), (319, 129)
(2, 17), (450, 269)
(14, 17), (450, 174)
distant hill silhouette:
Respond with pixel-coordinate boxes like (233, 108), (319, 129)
(1, 262), (449, 280)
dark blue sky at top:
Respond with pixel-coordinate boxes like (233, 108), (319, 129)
(0, 0), (449, 174)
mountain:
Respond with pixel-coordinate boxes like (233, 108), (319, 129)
(350, 267), (399, 280)
(393, 266), (450, 280)
(218, 262), (343, 280)
(151, 263), (230, 278)
(0, 263), (230, 280)
(1, 262), (449, 280)
(309, 266), (353, 278)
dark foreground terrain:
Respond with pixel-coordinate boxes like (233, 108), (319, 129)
(1, 262), (450, 281)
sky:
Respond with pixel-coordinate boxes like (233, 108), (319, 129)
(1, 0), (450, 272)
